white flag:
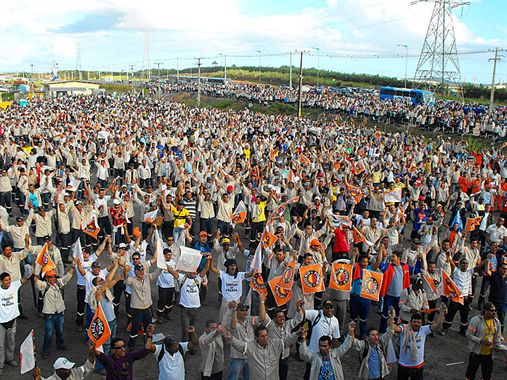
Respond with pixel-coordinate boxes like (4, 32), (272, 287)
(175, 246), (203, 273)
(20, 330), (35, 374)
(143, 209), (158, 222)
(72, 238), (82, 259)
(154, 229), (166, 270)
(384, 189), (402, 203)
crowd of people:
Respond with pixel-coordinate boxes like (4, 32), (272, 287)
(0, 90), (506, 380)
(150, 79), (507, 138)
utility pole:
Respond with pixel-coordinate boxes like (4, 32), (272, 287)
(297, 51), (304, 118)
(488, 47), (503, 116)
(154, 62), (164, 78)
(30, 64), (34, 81)
(128, 64), (136, 81)
(289, 52), (292, 89)
(197, 58), (202, 107)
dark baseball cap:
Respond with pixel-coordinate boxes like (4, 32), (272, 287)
(91, 262), (101, 268)
(134, 264), (145, 271)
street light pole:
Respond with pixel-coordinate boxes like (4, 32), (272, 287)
(312, 47), (320, 87)
(397, 43), (408, 88)
(297, 51), (304, 118)
(197, 57), (202, 107)
(256, 50), (262, 85)
(289, 51), (292, 89)
(219, 54), (227, 82)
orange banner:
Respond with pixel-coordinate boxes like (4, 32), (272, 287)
(41, 256), (56, 278)
(353, 227), (366, 244)
(299, 263), (325, 294)
(442, 270), (464, 304)
(465, 216), (482, 232)
(261, 230), (278, 249)
(88, 304), (111, 348)
(35, 243), (49, 267)
(347, 184), (363, 204)
(329, 263), (353, 292)
(277, 260), (296, 290)
(360, 269), (383, 301)
(250, 271), (268, 296)
(353, 161), (366, 175)
(83, 221), (101, 239)
(268, 276), (292, 306)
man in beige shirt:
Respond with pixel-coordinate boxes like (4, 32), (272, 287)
(123, 263), (160, 350)
(32, 207), (56, 245)
(0, 213), (34, 251)
(34, 263), (76, 358)
(0, 243), (30, 319)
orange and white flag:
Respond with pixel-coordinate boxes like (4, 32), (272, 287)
(231, 201), (248, 225)
(261, 229), (278, 249)
(465, 216), (482, 232)
(268, 276), (292, 306)
(360, 269), (383, 301)
(329, 263), (353, 292)
(299, 263), (325, 294)
(277, 260), (296, 290)
(88, 303), (111, 349)
(442, 270), (464, 304)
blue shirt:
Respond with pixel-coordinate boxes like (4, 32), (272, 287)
(319, 355), (335, 380)
(386, 265), (404, 297)
(368, 346), (382, 379)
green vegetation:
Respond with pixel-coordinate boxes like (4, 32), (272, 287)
(99, 83), (135, 93)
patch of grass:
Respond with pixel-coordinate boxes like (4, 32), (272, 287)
(99, 84), (133, 93)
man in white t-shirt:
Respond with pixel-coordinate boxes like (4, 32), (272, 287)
(486, 217), (507, 246)
(304, 299), (341, 353)
(392, 304), (447, 379)
(147, 325), (199, 380)
(0, 272), (28, 375)
(208, 258), (252, 321)
(167, 255), (210, 340)
(441, 257), (488, 336)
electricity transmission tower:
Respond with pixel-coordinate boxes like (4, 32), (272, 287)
(142, 32), (151, 81)
(76, 44), (82, 80)
(413, 0), (469, 95)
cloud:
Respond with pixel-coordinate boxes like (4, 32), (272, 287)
(52, 11), (123, 33)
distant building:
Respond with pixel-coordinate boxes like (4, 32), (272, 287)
(43, 81), (101, 97)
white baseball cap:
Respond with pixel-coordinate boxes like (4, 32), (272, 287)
(53, 357), (75, 370)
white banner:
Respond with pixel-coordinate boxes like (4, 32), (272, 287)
(175, 246), (203, 273)
(20, 330), (35, 374)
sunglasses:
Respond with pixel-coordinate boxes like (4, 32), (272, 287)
(47, 276), (57, 279)
(113, 345), (126, 350)
(324, 304), (334, 309)
(488, 309), (497, 312)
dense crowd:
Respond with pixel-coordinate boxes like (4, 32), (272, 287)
(151, 80), (507, 138)
(0, 91), (506, 380)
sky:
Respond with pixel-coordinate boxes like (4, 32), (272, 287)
(0, 0), (505, 84)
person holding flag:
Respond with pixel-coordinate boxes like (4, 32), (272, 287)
(441, 256), (489, 337)
(34, 259), (77, 359)
(32, 237), (65, 278)
(350, 247), (383, 338)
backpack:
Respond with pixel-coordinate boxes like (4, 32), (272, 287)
(291, 312), (321, 342)
(359, 341), (384, 365)
(37, 282), (64, 313)
(157, 344), (185, 363)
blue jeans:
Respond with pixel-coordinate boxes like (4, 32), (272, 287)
(217, 220), (231, 236)
(95, 318), (117, 370)
(43, 312), (64, 351)
(380, 294), (400, 333)
(227, 358), (249, 380)
(349, 294), (371, 338)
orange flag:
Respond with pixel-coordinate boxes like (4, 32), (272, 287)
(268, 276), (292, 306)
(423, 275), (439, 297)
(88, 303), (111, 348)
(261, 230), (278, 249)
(41, 256), (56, 278)
(465, 216), (482, 232)
(231, 201), (248, 224)
(329, 263), (353, 292)
(83, 220), (101, 239)
(442, 270), (464, 304)
(277, 260), (296, 290)
(250, 272), (268, 296)
(347, 184), (363, 203)
(360, 269), (383, 301)
(35, 243), (49, 267)
(353, 161), (366, 175)
(353, 227), (366, 244)
(373, 131), (382, 139)
(300, 154), (311, 167)
(288, 169), (295, 183)
(299, 263), (325, 294)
